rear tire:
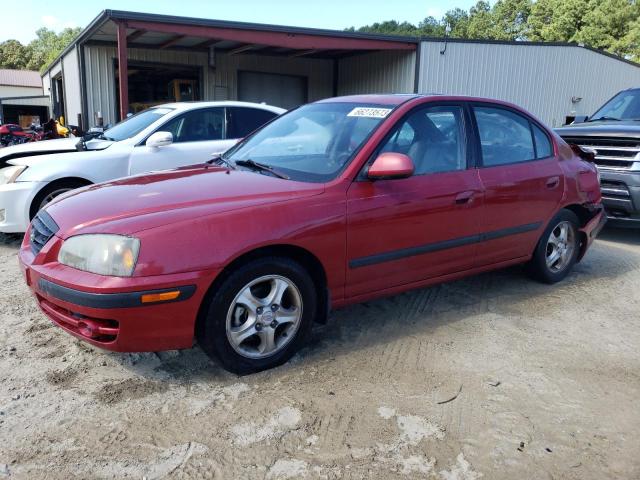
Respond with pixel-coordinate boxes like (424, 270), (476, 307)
(197, 257), (317, 375)
(30, 180), (89, 219)
(527, 209), (580, 284)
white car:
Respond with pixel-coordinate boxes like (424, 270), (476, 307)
(0, 101), (284, 233)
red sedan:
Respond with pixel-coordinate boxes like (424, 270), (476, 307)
(19, 95), (605, 374)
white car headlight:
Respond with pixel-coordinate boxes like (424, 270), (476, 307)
(58, 234), (140, 277)
(0, 166), (27, 185)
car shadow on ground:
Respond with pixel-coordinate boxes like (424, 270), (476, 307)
(597, 226), (640, 246)
(0, 233), (23, 248)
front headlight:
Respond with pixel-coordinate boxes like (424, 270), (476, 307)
(0, 166), (27, 185)
(58, 234), (140, 277)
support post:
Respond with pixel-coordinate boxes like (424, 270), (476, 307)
(116, 22), (129, 121)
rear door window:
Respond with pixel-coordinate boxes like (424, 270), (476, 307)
(227, 107), (279, 139)
(474, 107), (535, 166)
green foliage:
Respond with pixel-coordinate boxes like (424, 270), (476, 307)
(0, 40), (31, 69)
(0, 27), (81, 72)
(349, 0), (640, 61)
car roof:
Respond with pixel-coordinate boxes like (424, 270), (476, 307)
(155, 101), (286, 114)
(317, 94), (539, 116)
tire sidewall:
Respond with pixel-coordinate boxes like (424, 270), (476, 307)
(533, 210), (580, 283)
(30, 180), (87, 219)
(200, 257), (317, 375)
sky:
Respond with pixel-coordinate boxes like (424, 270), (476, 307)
(2, 0), (478, 43)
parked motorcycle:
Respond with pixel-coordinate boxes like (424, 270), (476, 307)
(0, 124), (35, 147)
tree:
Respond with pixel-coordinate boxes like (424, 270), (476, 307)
(491, 0), (532, 40)
(0, 40), (33, 69)
(27, 27), (82, 72)
(528, 0), (592, 42)
(347, 0), (639, 62)
(0, 27), (80, 72)
(574, 0), (640, 57)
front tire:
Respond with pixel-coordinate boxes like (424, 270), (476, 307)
(198, 257), (317, 375)
(528, 209), (580, 284)
(30, 180), (89, 219)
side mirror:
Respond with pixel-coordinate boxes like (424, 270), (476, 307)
(146, 131), (173, 148)
(572, 115), (589, 124)
(368, 152), (414, 180)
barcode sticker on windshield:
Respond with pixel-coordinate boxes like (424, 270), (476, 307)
(347, 107), (392, 118)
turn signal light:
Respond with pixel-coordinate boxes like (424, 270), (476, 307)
(141, 290), (181, 304)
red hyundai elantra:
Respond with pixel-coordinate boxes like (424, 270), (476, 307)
(19, 95), (605, 374)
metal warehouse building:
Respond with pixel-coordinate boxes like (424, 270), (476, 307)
(43, 9), (640, 129)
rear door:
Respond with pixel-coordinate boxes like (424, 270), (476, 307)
(346, 103), (485, 298)
(471, 104), (564, 266)
(129, 107), (234, 174)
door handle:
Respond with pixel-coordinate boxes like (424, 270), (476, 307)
(455, 191), (475, 205)
(546, 176), (560, 189)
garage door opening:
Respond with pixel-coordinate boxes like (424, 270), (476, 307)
(115, 61), (202, 114)
(238, 71), (307, 110)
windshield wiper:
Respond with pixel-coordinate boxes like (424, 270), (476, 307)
(235, 159), (289, 180)
(206, 154), (235, 169)
(587, 116), (621, 122)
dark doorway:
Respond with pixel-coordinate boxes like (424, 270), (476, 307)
(115, 61), (202, 116)
(52, 76), (65, 121)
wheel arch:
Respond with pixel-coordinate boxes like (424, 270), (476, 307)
(195, 244), (330, 339)
(29, 176), (93, 219)
(562, 203), (594, 227)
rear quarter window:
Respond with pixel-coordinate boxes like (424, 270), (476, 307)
(532, 124), (553, 158)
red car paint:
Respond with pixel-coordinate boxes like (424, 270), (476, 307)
(18, 95), (604, 353)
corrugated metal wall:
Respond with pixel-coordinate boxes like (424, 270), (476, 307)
(338, 51), (416, 95)
(83, 45), (334, 125)
(418, 40), (640, 127)
(62, 47), (83, 125)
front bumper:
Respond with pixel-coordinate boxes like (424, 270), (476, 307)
(599, 170), (640, 227)
(0, 181), (42, 233)
(18, 236), (221, 352)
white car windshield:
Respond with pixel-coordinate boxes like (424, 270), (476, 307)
(224, 102), (391, 182)
(102, 108), (174, 141)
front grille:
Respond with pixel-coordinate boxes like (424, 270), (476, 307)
(562, 136), (640, 170)
(30, 211), (59, 255)
(600, 180), (630, 198)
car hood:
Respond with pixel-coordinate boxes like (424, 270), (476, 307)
(1, 137), (114, 167)
(555, 120), (640, 139)
(45, 165), (325, 237)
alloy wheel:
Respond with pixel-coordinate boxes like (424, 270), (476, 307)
(226, 275), (303, 359)
(545, 221), (576, 273)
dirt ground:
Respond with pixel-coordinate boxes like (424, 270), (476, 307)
(0, 228), (639, 480)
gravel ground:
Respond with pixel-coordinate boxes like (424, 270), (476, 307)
(0, 228), (639, 479)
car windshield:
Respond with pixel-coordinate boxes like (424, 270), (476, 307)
(590, 89), (640, 121)
(223, 102), (393, 182)
(102, 107), (174, 141)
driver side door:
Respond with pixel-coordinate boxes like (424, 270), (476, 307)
(345, 104), (485, 299)
(129, 107), (235, 175)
